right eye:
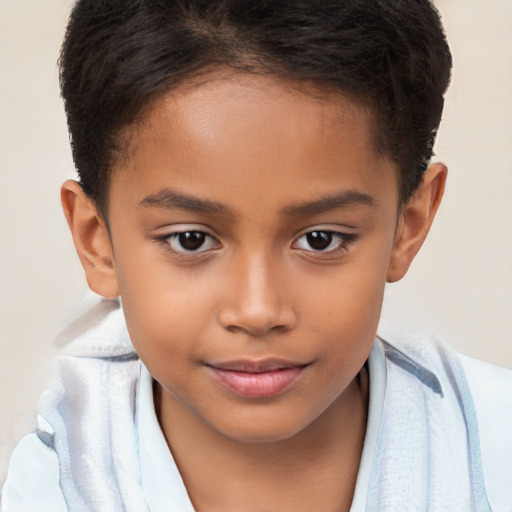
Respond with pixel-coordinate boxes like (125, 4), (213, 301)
(161, 231), (219, 253)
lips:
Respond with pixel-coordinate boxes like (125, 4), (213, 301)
(207, 359), (308, 398)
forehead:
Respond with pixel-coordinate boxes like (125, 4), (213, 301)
(136, 71), (377, 156)
(111, 70), (398, 214)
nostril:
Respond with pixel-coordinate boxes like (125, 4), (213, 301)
(225, 322), (290, 337)
(218, 260), (298, 335)
(219, 304), (297, 337)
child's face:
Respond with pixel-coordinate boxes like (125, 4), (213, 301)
(95, 72), (407, 442)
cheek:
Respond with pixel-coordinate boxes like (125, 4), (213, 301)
(299, 257), (388, 331)
(296, 249), (390, 373)
(114, 252), (214, 363)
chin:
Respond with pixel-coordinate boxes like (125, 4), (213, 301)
(209, 412), (311, 445)
(221, 428), (303, 445)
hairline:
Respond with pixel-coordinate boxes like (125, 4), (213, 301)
(93, 66), (403, 224)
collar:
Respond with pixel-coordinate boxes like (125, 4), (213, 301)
(137, 341), (388, 512)
(138, 363), (195, 512)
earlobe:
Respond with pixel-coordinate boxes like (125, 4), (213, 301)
(61, 180), (120, 298)
(386, 163), (447, 283)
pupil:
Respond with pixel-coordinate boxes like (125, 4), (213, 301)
(307, 231), (332, 250)
(179, 232), (205, 251)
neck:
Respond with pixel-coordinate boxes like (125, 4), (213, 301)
(155, 366), (369, 512)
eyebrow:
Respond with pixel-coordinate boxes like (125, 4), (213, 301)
(139, 187), (376, 217)
(139, 188), (233, 215)
(281, 190), (376, 216)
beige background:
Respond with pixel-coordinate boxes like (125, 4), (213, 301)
(1, 0), (511, 482)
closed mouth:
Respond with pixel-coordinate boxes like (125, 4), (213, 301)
(206, 360), (309, 398)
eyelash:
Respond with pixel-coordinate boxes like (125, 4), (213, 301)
(292, 230), (357, 256)
(156, 229), (357, 256)
(157, 230), (220, 254)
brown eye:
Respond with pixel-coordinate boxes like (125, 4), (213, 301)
(163, 230), (219, 253)
(306, 231), (333, 251)
(178, 231), (206, 251)
(294, 229), (354, 254)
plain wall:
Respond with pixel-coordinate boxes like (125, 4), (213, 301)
(1, 0), (511, 482)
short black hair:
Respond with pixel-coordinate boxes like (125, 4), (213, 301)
(59, 0), (452, 217)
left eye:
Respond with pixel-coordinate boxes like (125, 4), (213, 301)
(163, 231), (218, 253)
(294, 231), (347, 252)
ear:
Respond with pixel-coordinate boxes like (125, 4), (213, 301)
(61, 180), (120, 298)
(387, 163), (447, 283)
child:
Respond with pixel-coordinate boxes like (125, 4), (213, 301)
(2, 0), (511, 511)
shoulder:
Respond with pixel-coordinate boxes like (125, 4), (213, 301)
(1, 418), (67, 512)
(457, 351), (512, 406)
(2, 292), (143, 512)
(458, 354), (512, 512)
(379, 334), (512, 511)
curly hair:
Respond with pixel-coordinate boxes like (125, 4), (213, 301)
(59, 0), (452, 217)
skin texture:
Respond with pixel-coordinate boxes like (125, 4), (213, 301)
(62, 71), (446, 512)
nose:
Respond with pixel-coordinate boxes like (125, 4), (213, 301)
(218, 254), (297, 337)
